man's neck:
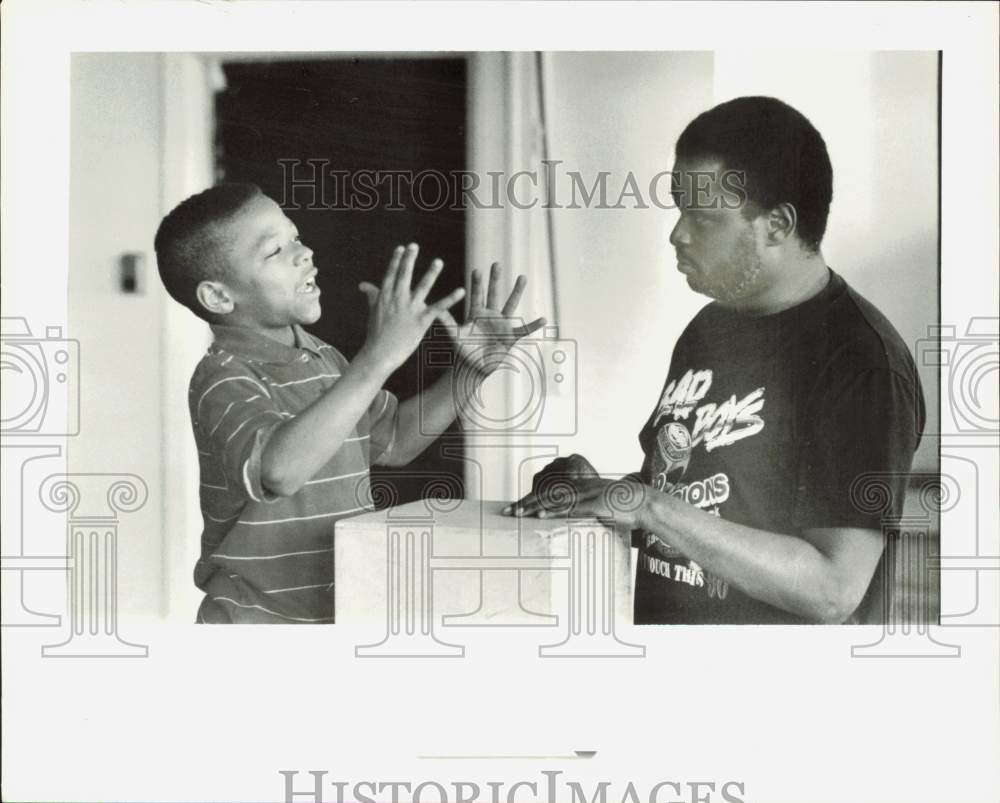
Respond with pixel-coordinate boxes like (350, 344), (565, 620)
(724, 251), (830, 317)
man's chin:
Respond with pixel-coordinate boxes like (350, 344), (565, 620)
(688, 276), (761, 304)
(685, 274), (715, 298)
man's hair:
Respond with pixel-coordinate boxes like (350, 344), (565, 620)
(154, 183), (264, 320)
(676, 96), (833, 252)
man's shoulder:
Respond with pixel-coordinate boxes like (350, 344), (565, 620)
(825, 275), (917, 378)
(674, 299), (717, 343)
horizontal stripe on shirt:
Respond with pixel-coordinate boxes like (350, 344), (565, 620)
(211, 596), (335, 623)
(263, 582), (334, 594)
(197, 376), (271, 416)
(212, 547), (334, 561)
(269, 373), (341, 388)
(236, 506), (370, 527)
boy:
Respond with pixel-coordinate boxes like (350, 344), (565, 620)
(155, 183), (544, 623)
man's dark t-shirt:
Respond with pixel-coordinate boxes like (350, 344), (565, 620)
(633, 269), (925, 624)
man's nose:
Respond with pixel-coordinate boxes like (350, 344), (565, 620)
(669, 215), (690, 249)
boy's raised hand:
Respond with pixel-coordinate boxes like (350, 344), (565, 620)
(437, 262), (547, 380)
(358, 243), (466, 371)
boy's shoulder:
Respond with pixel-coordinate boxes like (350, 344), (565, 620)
(187, 348), (268, 419)
(187, 326), (349, 399)
(189, 340), (256, 385)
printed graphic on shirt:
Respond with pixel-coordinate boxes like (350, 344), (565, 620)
(647, 368), (765, 499)
(641, 368), (766, 600)
(638, 550), (731, 600)
(653, 368), (765, 452)
(648, 426), (730, 511)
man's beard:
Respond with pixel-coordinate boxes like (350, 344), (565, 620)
(688, 229), (763, 303)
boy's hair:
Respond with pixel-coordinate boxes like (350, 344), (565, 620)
(676, 96), (833, 252)
(154, 183), (264, 320)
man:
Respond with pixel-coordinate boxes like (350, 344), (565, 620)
(503, 96), (925, 625)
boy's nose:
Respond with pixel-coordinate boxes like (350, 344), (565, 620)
(295, 243), (314, 264)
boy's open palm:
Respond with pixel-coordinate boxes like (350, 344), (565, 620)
(359, 243), (466, 371)
(438, 262), (547, 379)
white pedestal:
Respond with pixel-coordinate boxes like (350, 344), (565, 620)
(335, 499), (642, 657)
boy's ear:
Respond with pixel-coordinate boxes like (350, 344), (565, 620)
(196, 280), (235, 315)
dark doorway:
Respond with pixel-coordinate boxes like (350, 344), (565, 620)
(214, 57), (467, 504)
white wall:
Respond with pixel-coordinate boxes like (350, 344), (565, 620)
(69, 54), (166, 620)
(541, 51), (716, 477)
(69, 53), (214, 622)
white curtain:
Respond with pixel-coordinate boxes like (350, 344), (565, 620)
(464, 53), (562, 504)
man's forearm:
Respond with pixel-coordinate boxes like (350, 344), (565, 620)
(636, 488), (851, 623)
(385, 366), (481, 466)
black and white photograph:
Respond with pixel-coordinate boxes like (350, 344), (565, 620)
(2, 2), (997, 802)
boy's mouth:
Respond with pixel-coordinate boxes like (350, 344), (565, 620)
(297, 272), (319, 295)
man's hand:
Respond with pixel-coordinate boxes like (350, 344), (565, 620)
(358, 243), (466, 372)
(437, 262), (546, 380)
(503, 453), (599, 516)
(505, 470), (647, 530)
(502, 454), (645, 527)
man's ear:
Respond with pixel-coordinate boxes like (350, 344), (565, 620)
(765, 203), (798, 244)
(196, 280), (235, 316)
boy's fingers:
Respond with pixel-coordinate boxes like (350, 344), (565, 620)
(381, 245), (405, 296)
(435, 308), (460, 335)
(511, 316), (547, 339)
(468, 269), (484, 316)
(501, 274), (528, 316)
(358, 282), (380, 308)
(412, 259), (444, 302)
(395, 242), (419, 298)
(485, 262), (501, 310)
(429, 287), (466, 314)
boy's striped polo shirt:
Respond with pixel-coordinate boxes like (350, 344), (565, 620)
(189, 323), (398, 623)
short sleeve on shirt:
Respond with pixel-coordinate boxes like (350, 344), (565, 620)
(367, 388), (399, 463)
(794, 365), (923, 531)
(191, 366), (285, 503)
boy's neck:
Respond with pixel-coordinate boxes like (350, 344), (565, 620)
(256, 324), (297, 348)
(216, 320), (297, 348)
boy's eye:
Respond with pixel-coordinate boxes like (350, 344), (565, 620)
(264, 234), (301, 259)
